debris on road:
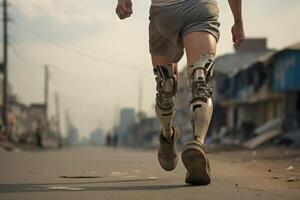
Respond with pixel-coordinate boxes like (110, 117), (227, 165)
(148, 176), (159, 180)
(243, 129), (282, 149)
(0, 141), (16, 151)
(286, 166), (294, 171)
(59, 175), (102, 179)
(110, 171), (128, 177)
(287, 177), (296, 182)
(48, 186), (85, 191)
(124, 175), (140, 179)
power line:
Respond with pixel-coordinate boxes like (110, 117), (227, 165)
(10, 12), (142, 65)
(9, 42), (33, 65)
(11, 19), (152, 74)
(10, 44), (106, 113)
(9, 34), (123, 82)
(9, 43), (43, 78)
(10, 31), (104, 80)
(9, 3), (147, 66)
(58, 92), (104, 111)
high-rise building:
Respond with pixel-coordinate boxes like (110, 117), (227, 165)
(120, 108), (135, 132)
(119, 108), (135, 145)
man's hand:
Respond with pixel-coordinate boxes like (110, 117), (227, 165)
(231, 21), (245, 47)
(228, 0), (245, 46)
(116, 0), (133, 20)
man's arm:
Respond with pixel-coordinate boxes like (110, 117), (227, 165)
(228, 0), (245, 46)
(116, 0), (133, 20)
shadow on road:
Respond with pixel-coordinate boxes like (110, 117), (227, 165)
(0, 179), (188, 193)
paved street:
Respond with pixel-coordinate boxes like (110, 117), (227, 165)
(0, 146), (299, 200)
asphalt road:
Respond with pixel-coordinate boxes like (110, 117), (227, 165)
(0, 146), (299, 200)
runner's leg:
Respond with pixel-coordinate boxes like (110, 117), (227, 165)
(151, 55), (178, 138)
(183, 32), (217, 143)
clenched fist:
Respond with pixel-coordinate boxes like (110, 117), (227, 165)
(116, 0), (133, 20)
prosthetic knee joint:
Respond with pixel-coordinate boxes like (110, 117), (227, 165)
(154, 64), (177, 138)
(188, 54), (214, 142)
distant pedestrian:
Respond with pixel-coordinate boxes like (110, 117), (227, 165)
(36, 123), (43, 148)
(116, 0), (245, 185)
(112, 133), (119, 148)
(106, 133), (112, 147)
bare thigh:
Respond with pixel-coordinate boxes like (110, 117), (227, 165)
(183, 32), (217, 67)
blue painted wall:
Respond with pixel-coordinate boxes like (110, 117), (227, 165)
(273, 51), (300, 91)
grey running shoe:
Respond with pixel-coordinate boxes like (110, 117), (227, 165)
(157, 124), (180, 171)
(181, 140), (211, 185)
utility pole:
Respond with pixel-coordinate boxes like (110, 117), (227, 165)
(54, 93), (61, 135)
(55, 92), (62, 148)
(2, 0), (8, 135)
(137, 75), (143, 120)
(138, 76), (142, 113)
(44, 65), (49, 131)
(65, 109), (70, 135)
(113, 103), (118, 129)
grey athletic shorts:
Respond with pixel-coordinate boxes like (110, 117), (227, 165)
(149, 0), (220, 63)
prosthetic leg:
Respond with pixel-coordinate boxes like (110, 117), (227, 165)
(154, 64), (180, 171)
(188, 54), (214, 142)
(182, 54), (215, 185)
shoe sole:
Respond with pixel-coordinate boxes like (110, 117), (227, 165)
(158, 155), (178, 171)
(182, 142), (210, 185)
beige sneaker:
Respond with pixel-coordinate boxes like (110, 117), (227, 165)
(157, 124), (180, 171)
(181, 140), (211, 185)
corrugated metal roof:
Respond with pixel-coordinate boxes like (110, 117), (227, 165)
(251, 42), (300, 65)
(214, 50), (272, 74)
(214, 41), (300, 77)
(286, 41), (300, 50)
(227, 51), (276, 77)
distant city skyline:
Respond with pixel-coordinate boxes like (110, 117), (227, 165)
(4, 0), (300, 137)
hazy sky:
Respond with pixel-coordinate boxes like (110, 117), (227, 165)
(4, 0), (300, 138)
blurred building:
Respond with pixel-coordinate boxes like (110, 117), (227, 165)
(119, 108), (135, 145)
(65, 124), (79, 146)
(7, 95), (29, 142)
(120, 108), (135, 131)
(211, 38), (275, 137)
(215, 41), (300, 145)
(111, 108), (162, 147)
(27, 103), (47, 146)
(90, 128), (105, 146)
(65, 110), (80, 146)
(273, 42), (300, 131)
(213, 38), (274, 102)
(4, 92), (48, 146)
(135, 117), (160, 147)
(175, 38), (274, 142)
(0, 76), (52, 146)
(0, 81), (19, 135)
(28, 104), (47, 129)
